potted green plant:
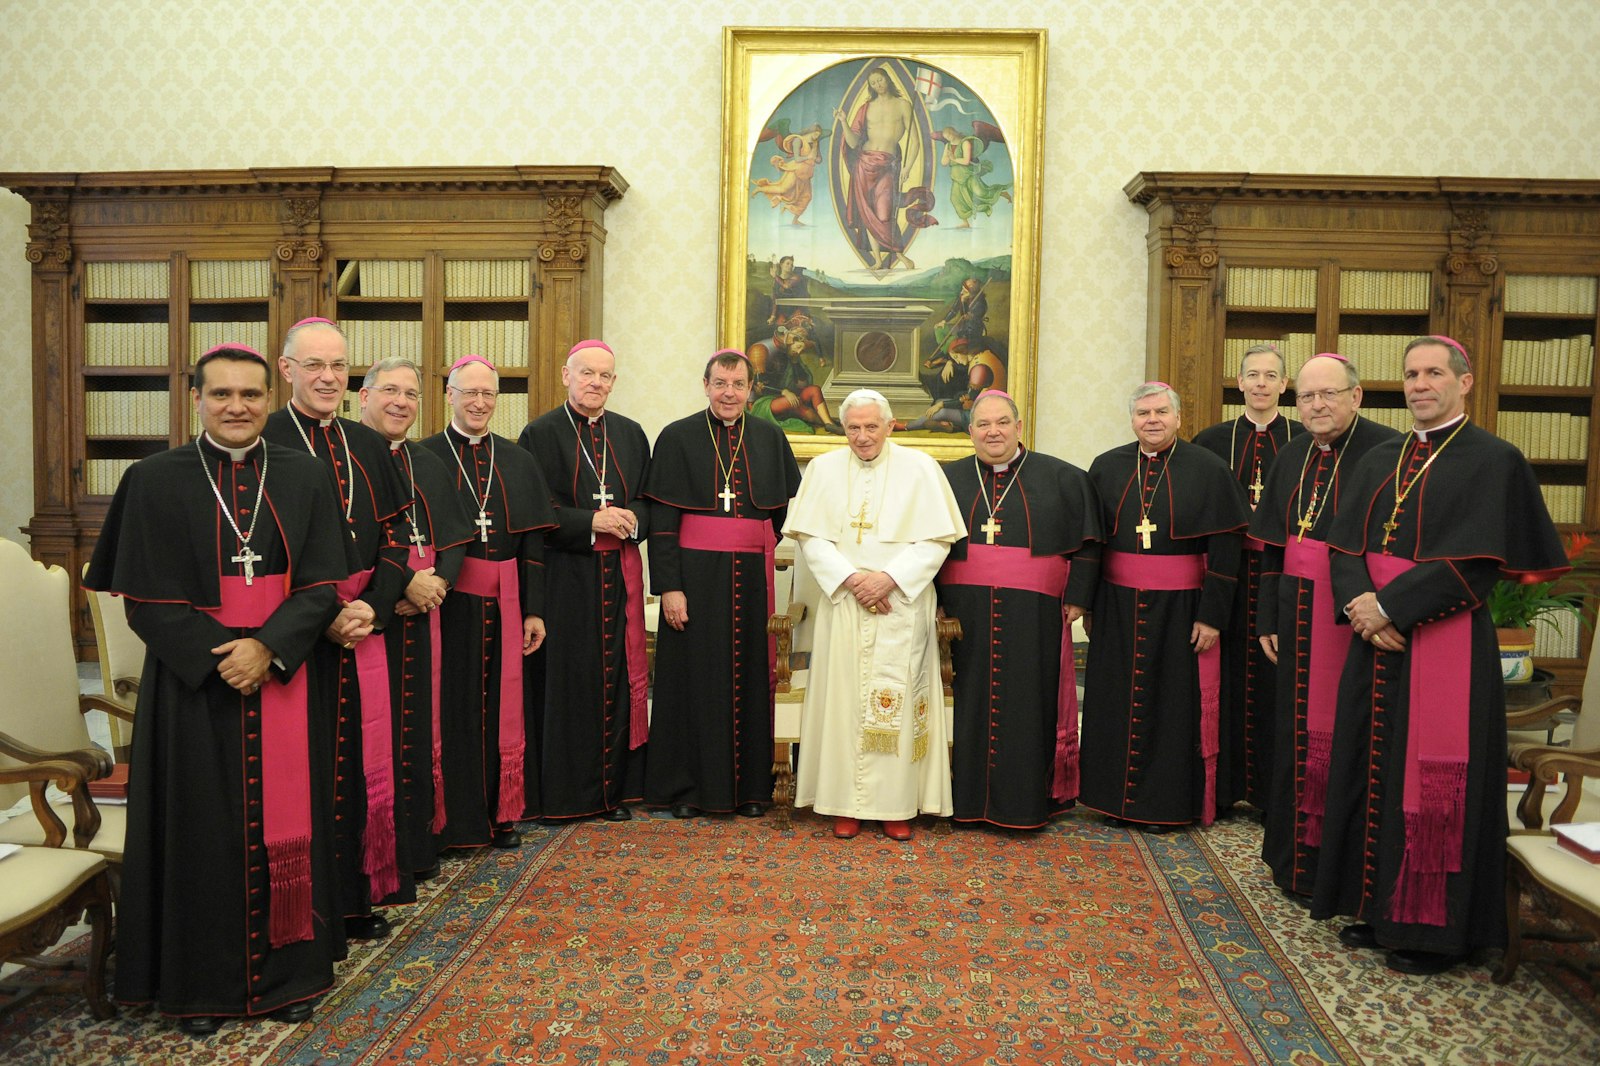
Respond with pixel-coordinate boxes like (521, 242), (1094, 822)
(1489, 532), (1594, 683)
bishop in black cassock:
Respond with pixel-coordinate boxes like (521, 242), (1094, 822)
(85, 346), (348, 1028)
(1249, 355), (1400, 899)
(1312, 338), (1568, 973)
(1192, 360), (1298, 813)
(1078, 384), (1251, 828)
(643, 351), (801, 817)
(265, 318), (412, 942)
(357, 359), (473, 881)
(936, 393), (1102, 828)
(518, 340), (652, 821)
(421, 356), (556, 850)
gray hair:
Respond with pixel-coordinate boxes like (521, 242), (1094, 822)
(446, 359), (499, 389)
(1126, 382), (1181, 416)
(839, 388), (893, 423)
(362, 357), (421, 389)
(1239, 344), (1285, 376)
(282, 318), (344, 360)
(970, 391), (1019, 421)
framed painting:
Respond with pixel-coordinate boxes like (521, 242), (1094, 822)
(720, 27), (1048, 461)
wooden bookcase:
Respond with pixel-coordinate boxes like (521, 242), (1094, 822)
(3, 165), (627, 655)
(1125, 172), (1600, 688)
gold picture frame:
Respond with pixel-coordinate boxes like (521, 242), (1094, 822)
(720, 26), (1048, 461)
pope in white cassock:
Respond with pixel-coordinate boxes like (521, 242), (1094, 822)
(784, 389), (966, 841)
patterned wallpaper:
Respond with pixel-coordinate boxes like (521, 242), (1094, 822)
(2, 1), (1599, 545)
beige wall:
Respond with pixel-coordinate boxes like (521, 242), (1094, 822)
(3, 1), (1598, 546)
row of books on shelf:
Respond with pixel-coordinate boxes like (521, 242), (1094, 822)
(444, 320), (530, 368)
(1222, 333), (1316, 376)
(1219, 404), (1293, 425)
(444, 260), (531, 299)
(1498, 411), (1590, 461)
(190, 260), (271, 300)
(1224, 266), (1318, 309)
(1354, 406), (1416, 432)
(341, 319), (424, 363)
(1334, 334), (1419, 382)
(85, 322), (168, 366)
(1532, 607), (1584, 659)
(1538, 484), (1586, 527)
(338, 260), (424, 299)
(1336, 269), (1431, 312)
(86, 391), (168, 436)
(85, 261), (169, 300)
(191, 321), (270, 359)
(1501, 336), (1594, 387)
(1504, 274), (1598, 316)
(84, 458), (137, 497)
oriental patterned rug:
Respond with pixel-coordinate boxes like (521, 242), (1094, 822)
(3, 811), (1597, 1065)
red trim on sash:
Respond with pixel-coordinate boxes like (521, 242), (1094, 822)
(1284, 537), (1350, 846)
(334, 568), (398, 901)
(678, 514), (779, 697)
(203, 576), (312, 948)
(454, 555), (526, 823)
(406, 547), (448, 834)
(1102, 549), (1221, 824)
(938, 546), (1080, 801)
(594, 533), (651, 750)
(1367, 552), (1472, 927)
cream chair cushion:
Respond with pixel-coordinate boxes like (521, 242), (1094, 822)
(0, 846), (106, 933)
(0, 802), (124, 859)
(1506, 834), (1600, 918)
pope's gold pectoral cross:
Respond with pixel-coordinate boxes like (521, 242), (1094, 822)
(850, 501), (874, 545)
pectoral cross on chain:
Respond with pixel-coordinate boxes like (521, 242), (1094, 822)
(231, 545), (262, 586)
(718, 482), (737, 512)
(1295, 511), (1316, 541)
(592, 484), (614, 508)
(850, 501), (874, 545)
(980, 516), (1002, 544)
(408, 523), (428, 555)
(1381, 516), (1400, 546)
(1249, 464), (1265, 507)
(475, 510), (493, 543)
(1134, 514), (1157, 550)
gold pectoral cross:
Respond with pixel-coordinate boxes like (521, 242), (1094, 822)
(980, 516), (1002, 544)
(1134, 514), (1157, 550)
(1249, 464), (1264, 506)
(1295, 511), (1316, 541)
(850, 501), (874, 545)
(718, 482), (737, 512)
(1382, 516), (1400, 546)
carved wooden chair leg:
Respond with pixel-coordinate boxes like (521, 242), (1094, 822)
(769, 741), (795, 831)
(1495, 856), (1523, 984)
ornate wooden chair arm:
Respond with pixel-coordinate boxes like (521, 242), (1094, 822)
(0, 759), (91, 848)
(936, 610), (962, 696)
(1504, 695), (1580, 731)
(768, 602), (805, 694)
(1515, 748), (1600, 830)
(0, 728), (112, 780)
(80, 693), (136, 723)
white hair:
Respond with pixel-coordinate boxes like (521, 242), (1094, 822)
(1127, 382), (1181, 416)
(282, 318), (344, 360)
(839, 388), (892, 422)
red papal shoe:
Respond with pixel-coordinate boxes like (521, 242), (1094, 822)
(833, 817), (861, 839)
(882, 820), (913, 841)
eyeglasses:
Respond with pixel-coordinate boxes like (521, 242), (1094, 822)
(372, 385), (421, 403)
(449, 387), (499, 402)
(286, 358), (348, 375)
(1296, 387), (1353, 406)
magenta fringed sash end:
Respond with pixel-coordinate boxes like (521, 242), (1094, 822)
(1299, 729), (1333, 847)
(496, 740), (527, 823)
(337, 570), (400, 900)
(596, 534), (652, 751)
(1198, 641), (1222, 827)
(1054, 735), (1080, 804)
(267, 834), (313, 948)
(1394, 758), (1470, 923)
(362, 802), (399, 902)
(1391, 811), (1450, 926)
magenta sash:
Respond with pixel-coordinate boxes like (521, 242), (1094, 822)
(1244, 536), (1267, 552)
(1284, 537), (1350, 846)
(1367, 552), (1473, 927)
(1102, 549), (1221, 825)
(678, 514), (779, 696)
(454, 555), (526, 823)
(406, 547), (447, 834)
(594, 533), (651, 750)
(332, 569), (397, 901)
(939, 546), (1080, 802)
(204, 576), (313, 948)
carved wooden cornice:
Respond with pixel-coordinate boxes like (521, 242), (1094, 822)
(276, 194), (323, 272)
(1163, 201), (1219, 278)
(24, 198), (71, 270)
(0, 166), (628, 203)
(1446, 205), (1498, 279)
(539, 194), (588, 265)
(1126, 172), (1600, 208)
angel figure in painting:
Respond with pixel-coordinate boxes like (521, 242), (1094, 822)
(751, 121), (827, 226)
(940, 123), (1012, 228)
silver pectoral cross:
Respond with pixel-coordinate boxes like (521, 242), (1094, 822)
(232, 545), (262, 586)
(593, 483), (614, 508)
(475, 510), (492, 543)
(718, 482), (737, 512)
(408, 522), (428, 556)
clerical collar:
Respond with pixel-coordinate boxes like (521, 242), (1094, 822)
(1248, 413), (1276, 432)
(451, 422), (488, 445)
(201, 432), (262, 463)
(567, 401), (604, 425)
(1140, 442), (1174, 460)
(984, 443), (1024, 473)
(852, 445), (890, 468)
(388, 439), (405, 453)
(1413, 412), (1466, 442)
(290, 401), (336, 429)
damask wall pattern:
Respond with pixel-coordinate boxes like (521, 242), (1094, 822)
(2, 0), (1598, 545)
